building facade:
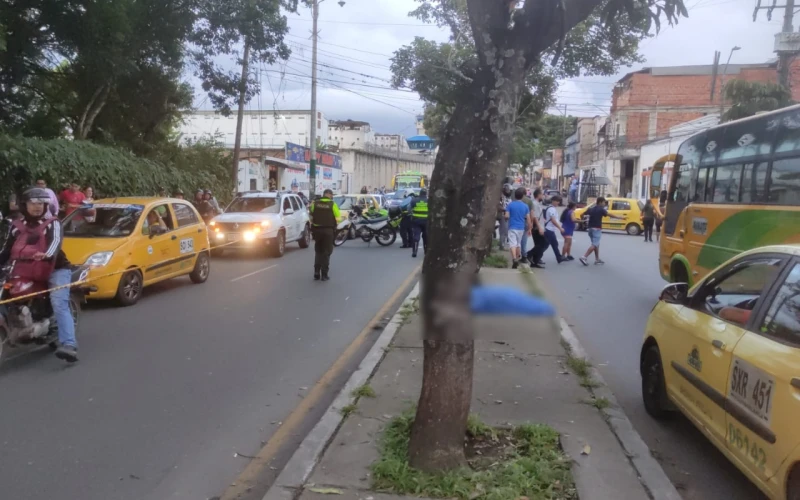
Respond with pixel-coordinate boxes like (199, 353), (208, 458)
(180, 110), (329, 149)
(604, 61), (800, 197)
(328, 120), (375, 150)
(375, 133), (410, 153)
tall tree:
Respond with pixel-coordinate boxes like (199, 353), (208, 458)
(722, 80), (793, 122)
(406, 0), (686, 473)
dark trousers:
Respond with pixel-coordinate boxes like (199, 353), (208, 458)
(643, 218), (655, 241)
(313, 227), (334, 273)
(527, 231), (547, 264)
(544, 230), (563, 262)
(412, 218), (428, 254)
(400, 215), (413, 246)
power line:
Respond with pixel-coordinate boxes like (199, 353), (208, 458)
(290, 18), (439, 28)
(286, 33), (394, 58)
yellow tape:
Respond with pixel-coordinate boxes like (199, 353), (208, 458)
(0, 240), (239, 306)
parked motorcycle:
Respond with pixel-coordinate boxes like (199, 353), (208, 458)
(334, 206), (398, 247)
(0, 260), (91, 363)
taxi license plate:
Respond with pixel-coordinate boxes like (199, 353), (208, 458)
(729, 357), (774, 425)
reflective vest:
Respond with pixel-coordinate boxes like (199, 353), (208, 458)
(311, 198), (336, 228)
(412, 198), (428, 219)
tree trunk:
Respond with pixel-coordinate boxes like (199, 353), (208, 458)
(76, 83), (110, 140)
(408, 56), (526, 471)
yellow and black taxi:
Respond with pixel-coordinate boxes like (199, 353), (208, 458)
(573, 197), (644, 235)
(61, 197), (211, 306)
(641, 244), (800, 499)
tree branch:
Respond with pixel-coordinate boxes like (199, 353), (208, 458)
(465, 0), (514, 66)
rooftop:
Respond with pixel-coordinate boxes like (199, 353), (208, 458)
(618, 61), (776, 82)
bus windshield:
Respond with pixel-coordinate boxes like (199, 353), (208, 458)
(660, 105), (800, 284)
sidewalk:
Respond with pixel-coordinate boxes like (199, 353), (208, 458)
(264, 269), (660, 500)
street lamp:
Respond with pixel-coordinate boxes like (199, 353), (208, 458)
(308, 0), (346, 197)
(719, 46), (741, 115)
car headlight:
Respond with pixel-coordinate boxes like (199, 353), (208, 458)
(216, 232), (225, 240)
(85, 251), (114, 268)
(209, 221), (216, 227)
(243, 230), (256, 242)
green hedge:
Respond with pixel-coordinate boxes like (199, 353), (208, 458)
(0, 135), (232, 204)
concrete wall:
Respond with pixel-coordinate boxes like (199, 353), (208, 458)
(181, 110), (329, 149)
(339, 148), (434, 193)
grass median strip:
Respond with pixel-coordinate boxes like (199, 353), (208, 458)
(371, 411), (576, 500)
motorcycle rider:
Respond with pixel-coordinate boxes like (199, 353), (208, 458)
(204, 189), (221, 214)
(0, 187), (78, 362)
(408, 188), (429, 258)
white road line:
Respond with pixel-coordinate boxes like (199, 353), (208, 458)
(230, 264), (278, 283)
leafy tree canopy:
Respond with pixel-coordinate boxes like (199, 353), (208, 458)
(722, 80), (793, 122)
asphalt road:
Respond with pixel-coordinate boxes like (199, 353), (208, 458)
(0, 238), (419, 500)
(534, 229), (766, 500)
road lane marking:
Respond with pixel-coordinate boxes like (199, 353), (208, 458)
(230, 264), (278, 283)
(220, 263), (421, 500)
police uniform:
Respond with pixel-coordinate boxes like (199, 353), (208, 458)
(408, 191), (429, 258)
(309, 195), (340, 281)
(399, 193), (414, 248)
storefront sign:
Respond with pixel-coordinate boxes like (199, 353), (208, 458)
(285, 142), (342, 169)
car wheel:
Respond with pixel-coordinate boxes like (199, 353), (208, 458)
(116, 270), (143, 307)
(298, 225), (311, 249)
(786, 464), (800, 500)
(626, 223), (642, 236)
(641, 345), (672, 419)
(190, 252), (211, 284)
(271, 230), (286, 258)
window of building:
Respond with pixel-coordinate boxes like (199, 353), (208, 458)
(760, 263), (800, 343)
(251, 115), (258, 120)
(767, 158), (800, 205)
(712, 164), (742, 203)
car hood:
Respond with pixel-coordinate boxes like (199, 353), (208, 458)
(63, 237), (129, 266)
(213, 212), (281, 224)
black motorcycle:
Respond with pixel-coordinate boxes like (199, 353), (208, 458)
(0, 261), (92, 363)
(334, 206), (398, 247)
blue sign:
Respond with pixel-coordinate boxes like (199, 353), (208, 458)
(285, 142), (342, 169)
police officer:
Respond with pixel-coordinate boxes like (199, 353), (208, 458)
(408, 188), (429, 258)
(398, 190), (415, 248)
(309, 189), (340, 281)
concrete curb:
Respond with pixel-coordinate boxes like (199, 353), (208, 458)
(557, 318), (681, 500)
(262, 283), (420, 500)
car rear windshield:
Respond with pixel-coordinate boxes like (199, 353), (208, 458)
(227, 197), (280, 213)
(63, 205), (143, 237)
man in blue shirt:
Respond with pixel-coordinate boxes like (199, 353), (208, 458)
(505, 188), (531, 269)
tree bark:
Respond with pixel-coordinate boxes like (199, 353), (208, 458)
(76, 83), (110, 140)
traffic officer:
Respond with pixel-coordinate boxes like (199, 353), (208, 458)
(399, 191), (415, 248)
(309, 189), (340, 281)
(408, 188), (429, 258)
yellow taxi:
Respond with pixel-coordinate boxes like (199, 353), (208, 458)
(641, 245), (800, 500)
(573, 197), (644, 235)
(332, 194), (384, 222)
(61, 197), (211, 306)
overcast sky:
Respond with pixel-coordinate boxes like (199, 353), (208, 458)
(193, 0), (786, 136)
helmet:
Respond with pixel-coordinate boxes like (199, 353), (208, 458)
(419, 188), (428, 197)
(502, 183), (513, 195)
(204, 189), (212, 195)
(20, 187), (51, 221)
(173, 188), (184, 195)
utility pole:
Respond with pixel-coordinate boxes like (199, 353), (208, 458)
(754, 0), (799, 91)
(308, 0), (320, 197)
(232, 38), (251, 192)
(719, 46), (742, 117)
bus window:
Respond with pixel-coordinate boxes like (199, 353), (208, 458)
(774, 110), (800, 154)
(693, 167), (710, 202)
(768, 158), (800, 205)
(712, 164), (742, 203)
(719, 121), (774, 161)
(741, 163), (768, 203)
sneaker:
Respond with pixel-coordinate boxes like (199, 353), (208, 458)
(595, 259), (605, 265)
(55, 345), (78, 363)
(314, 269), (321, 281)
(512, 260), (519, 269)
(567, 256), (575, 261)
(579, 257), (588, 266)
(321, 272), (330, 281)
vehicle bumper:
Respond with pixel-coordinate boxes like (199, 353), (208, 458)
(211, 228), (280, 249)
(82, 268), (123, 300)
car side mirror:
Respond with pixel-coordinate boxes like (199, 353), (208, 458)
(149, 225), (167, 238)
(284, 208), (294, 215)
(660, 283), (689, 304)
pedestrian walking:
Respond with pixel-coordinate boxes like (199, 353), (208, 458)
(641, 199), (656, 242)
(526, 188), (547, 268)
(409, 188), (429, 258)
(542, 195), (565, 263)
(579, 197), (625, 266)
(496, 184), (512, 250)
(505, 187), (531, 269)
(309, 189), (340, 281)
(519, 188), (534, 257)
(560, 202), (577, 260)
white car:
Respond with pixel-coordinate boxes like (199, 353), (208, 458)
(209, 192), (311, 257)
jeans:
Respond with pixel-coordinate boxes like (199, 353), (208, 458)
(49, 268), (77, 349)
(544, 230), (563, 262)
(521, 232), (529, 256)
(643, 217), (655, 241)
(527, 231), (547, 264)
(497, 217), (508, 249)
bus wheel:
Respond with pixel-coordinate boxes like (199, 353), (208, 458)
(626, 223), (641, 236)
(786, 463), (800, 500)
(671, 262), (689, 284)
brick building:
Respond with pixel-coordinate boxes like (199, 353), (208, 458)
(604, 60), (800, 197)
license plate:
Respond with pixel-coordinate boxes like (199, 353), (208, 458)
(729, 357), (774, 425)
(227, 233), (239, 242)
